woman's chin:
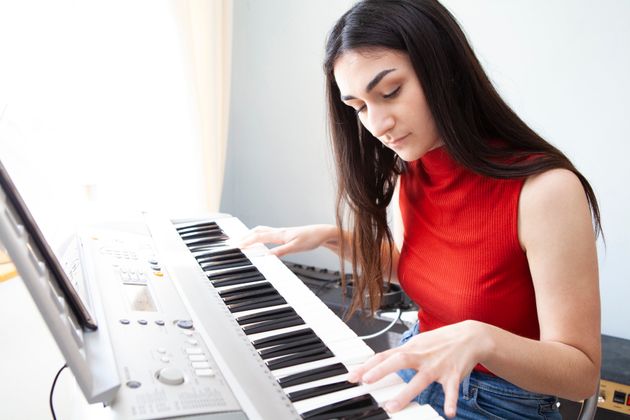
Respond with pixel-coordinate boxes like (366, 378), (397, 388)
(395, 150), (421, 162)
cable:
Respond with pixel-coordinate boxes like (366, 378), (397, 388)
(50, 363), (67, 420)
(357, 308), (402, 340)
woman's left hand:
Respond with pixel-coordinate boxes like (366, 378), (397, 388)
(347, 320), (491, 418)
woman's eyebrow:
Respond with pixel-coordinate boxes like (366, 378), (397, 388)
(340, 68), (397, 101)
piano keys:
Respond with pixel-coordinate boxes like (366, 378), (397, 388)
(161, 217), (443, 420)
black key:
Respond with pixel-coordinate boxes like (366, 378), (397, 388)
(287, 380), (358, 403)
(277, 362), (348, 388)
(176, 221), (220, 231)
(252, 328), (316, 349)
(236, 307), (296, 325)
(243, 315), (305, 336)
(195, 246), (241, 256)
(221, 286), (278, 301)
(221, 289), (279, 305)
(179, 222), (221, 230)
(228, 296), (287, 313)
(200, 253), (248, 264)
(189, 243), (229, 252)
(212, 274), (266, 288)
(179, 229), (223, 240)
(258, 335), (323, 359)
(300, 394), (379, 420)
(196, 248), (243, 261)
(182, 231), (226, 242)
(221, 287), (278, 303)
(198, 248), (244, 259)
(266, 345), (333, 370)
(202, 257), (250, 269)
(207, 265), (257, 277)
(219, 281), (274, 297)
(201, 253), (249, 264)
(208, 266), (260, 280)
(194, 248), (238, 259)
(258, 337), (323, 360)
(343, 406), (389, 420)
(188, 242), (231, 253)
(186, 240), (228, 249)
(203, 259), (251, 271)
(186, 237), (229, 247)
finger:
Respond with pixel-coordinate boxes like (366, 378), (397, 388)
(239, 225), (272, 244)
(238, 234), (262, 248)
(268, 242), (297, 257)
(238, 229), (285, 248)
(236, 233), (258, 248)
(237, 226), (269, 246)
(362, 351), (417, 384)
(441, 376), (460, 418)
(347, 351), (393, 383)
(384, 370), (433, 413)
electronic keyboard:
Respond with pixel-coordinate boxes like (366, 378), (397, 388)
(53, 214), (446, 419)
(125, 213), (442, 420)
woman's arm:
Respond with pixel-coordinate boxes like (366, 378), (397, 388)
(238, 224), (341, 256)
(480, 168), (601, 398)
(239, 178), (404, 280)
(348, 168), (601, 417)
(241, 223), (401, 282)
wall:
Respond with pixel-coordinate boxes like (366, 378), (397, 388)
(222, 0), (630, 339)
(222, 0), (353, 268)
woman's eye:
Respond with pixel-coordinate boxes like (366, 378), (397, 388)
(384, 86), (401, 99)
(355, 104), (366, 115)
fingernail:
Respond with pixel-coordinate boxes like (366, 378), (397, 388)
(347, 373), (358, 383)
(385, 401), (400, 412)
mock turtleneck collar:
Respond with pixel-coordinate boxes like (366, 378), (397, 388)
(418, 145), (461, 175)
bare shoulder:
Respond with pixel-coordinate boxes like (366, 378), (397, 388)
(521, 168), (585, 205)
(518, 168), (594, 250)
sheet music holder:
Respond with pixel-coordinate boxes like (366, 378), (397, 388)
(0, 159), (97, 329)
(0, 159), (119, 404)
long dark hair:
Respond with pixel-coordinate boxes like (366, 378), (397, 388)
(323, 0), (602, 315)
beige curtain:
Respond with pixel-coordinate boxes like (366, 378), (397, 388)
(174, 0), (233, 212)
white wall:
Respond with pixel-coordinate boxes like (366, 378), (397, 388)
(222, 0), (630, 339)
(222, 0), (353, 268)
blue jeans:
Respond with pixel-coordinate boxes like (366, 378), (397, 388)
(397, 322), (562, 419)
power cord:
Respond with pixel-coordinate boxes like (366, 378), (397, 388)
(357, 308), (402, 340)
(50, 363), (67, 420)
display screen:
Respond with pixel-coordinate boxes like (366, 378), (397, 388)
(123, 283), (157, 312)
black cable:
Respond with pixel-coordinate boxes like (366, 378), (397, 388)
(50, 363), (67, 420)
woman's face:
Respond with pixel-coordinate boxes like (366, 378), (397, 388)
(333, 48), (443, 162)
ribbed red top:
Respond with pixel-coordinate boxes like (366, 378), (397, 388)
(398, 146), (539, 374)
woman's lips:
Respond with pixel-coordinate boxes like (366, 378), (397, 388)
(387, 133), (410, 148)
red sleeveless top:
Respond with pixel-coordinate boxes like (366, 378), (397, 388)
(398, 146), (540, 374)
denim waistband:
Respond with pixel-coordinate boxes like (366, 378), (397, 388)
(464, 370), (556, 400)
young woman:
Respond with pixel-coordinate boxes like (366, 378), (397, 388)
(240, 0), (601, 418)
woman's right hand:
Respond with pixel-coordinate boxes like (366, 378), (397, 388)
(237, 224), (338, 257)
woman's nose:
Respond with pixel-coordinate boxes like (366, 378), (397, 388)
(365, 107), (395, 139)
